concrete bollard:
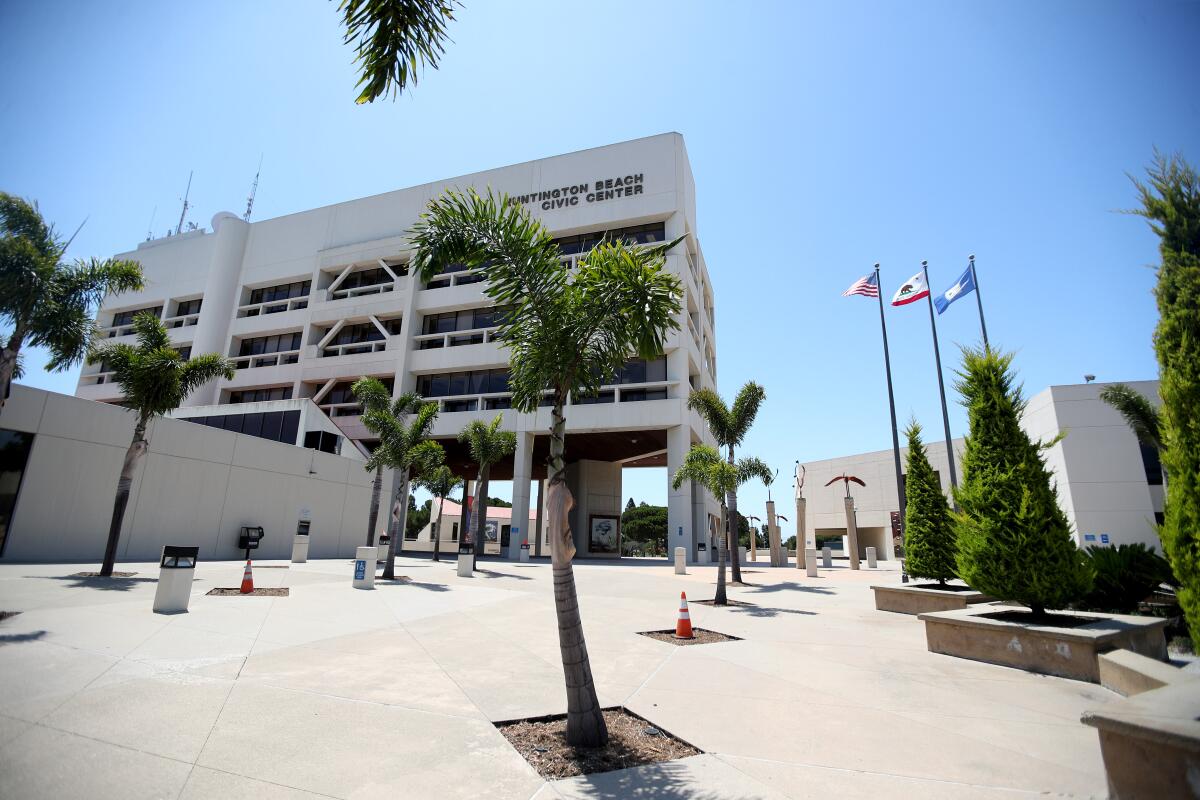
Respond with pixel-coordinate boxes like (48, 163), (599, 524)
(738, 546), (747, 564)
(822, 547), (832, 568)
(353, 546), (377, 589)
(866, 546), (877, 568)
(805, 549), (819, 578)
(674, 546), (687, 575)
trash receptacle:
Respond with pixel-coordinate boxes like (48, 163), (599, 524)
(353, 546), (376, 589)
(518, 541), (530, 563)
(153, 545), (198, 613)
(238, 526), (265, 560)
(457, 542), (473, 577)
(696, 542), (709, 564)
(292, 520), (310, 564)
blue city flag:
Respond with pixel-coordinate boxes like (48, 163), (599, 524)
(933, 266), (976, 314)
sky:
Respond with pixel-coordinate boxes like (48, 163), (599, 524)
(2, 1), (1198, 517)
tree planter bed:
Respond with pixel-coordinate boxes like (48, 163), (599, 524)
(918, 605), (1168, 682)
(872, 582), (992, 615)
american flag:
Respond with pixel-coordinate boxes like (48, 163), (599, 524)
(842, 272), (879, 298)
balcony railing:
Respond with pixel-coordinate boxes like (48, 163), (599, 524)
(413, 326), (500, 350)
(320, 340), (388, 358)
(237, 297), (309, 318)
(317, 401), (362, 418)
(79, 371), (116, 386)
(328, 282), (395, 302)
(425, 381), (673, 413)
(233, 350), (300, 370)
(424, 268), (486, 290)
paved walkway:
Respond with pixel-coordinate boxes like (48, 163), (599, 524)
(0, 555), (1114, 799)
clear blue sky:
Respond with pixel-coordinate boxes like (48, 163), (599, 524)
(2, 1), (1197, 516)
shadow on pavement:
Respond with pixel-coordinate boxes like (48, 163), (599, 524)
(747, 581), (834, 596)
(29, 574), (160, 591)
(0, 630), (48, 645)
(562, 758), (761, 800)
(475, 569), (534, 581)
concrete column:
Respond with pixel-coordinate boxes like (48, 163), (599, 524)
(505, 432), (534, 559)
(795, 496), (807, 569)
(533, 479), (545, 557)
(844, 495), (861, 570)
(184, 213), (249, 406)
(766, 500), (783, 567)
(667, 425), (695, 563)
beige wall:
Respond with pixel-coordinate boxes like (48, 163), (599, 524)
(0, 385), (380, 563)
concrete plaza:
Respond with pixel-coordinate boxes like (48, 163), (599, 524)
(0, 555), (1115, 799)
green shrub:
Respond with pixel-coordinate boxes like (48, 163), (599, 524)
(902, 421), (957, 583)
(1080, 544), (1173, 613)
(953, 347), (1092, 616)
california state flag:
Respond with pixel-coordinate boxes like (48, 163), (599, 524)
(891, 271), (930, 306)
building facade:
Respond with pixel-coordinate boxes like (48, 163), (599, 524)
(793, 380), (1165, 558)
(76, 133), (722, 562)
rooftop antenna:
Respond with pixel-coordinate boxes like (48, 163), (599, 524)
(244, 155), (263, 222)
(146, 206), (157, 241)
(175, 171), (193, 235)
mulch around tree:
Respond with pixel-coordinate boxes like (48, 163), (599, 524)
(637, 628), (742, 646)
(692, 598), (756, 608)
(69, 571), (137, 578)
(909, 582), (977, 592)
(497, 707), (700, 779)
(206, 588), (289, 597)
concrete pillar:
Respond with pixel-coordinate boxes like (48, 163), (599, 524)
(766, 500), (783, 567)
(866, 546), (877, 568)
(184, 213), (249, 406)
(667, 425), (695, 563)
(844, 495), (861, 570)
(805, 549), (819, 577)
(795, 496), (807, 569)
(822, 547), (832, 568)
(505, 432), (534, 559)
(533, 479), (545, 557)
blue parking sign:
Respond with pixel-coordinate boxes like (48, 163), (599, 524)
(1100, 534), (1110, 544)
(354, 559), (366, 580)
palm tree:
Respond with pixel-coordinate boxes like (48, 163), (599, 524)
(1, 193), (143, 409)
(89, 313), (234, 576)
(408, 188), (682, 747)
(352, 376), (397, 546)
(360, 392), (440, 580)
(1099, 383), (1166, 488)
(686, 383), (766, 583)
(672, 445), (773, 605)
(416, 463), (463, 562)
(338, 0), (460, 104)
(458, 414), (516, 569)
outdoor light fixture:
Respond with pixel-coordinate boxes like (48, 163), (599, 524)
(1084, 374), (1096, 383)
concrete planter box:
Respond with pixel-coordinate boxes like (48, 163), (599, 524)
(918, 605), (1168, 683)
(872, 582), (991, 615)
(1081, 680), (1200, 799)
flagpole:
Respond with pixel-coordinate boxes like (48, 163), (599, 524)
(968, 254), (989, 349)
(874, 264), (908, 580)
(922, 261), (959, 490)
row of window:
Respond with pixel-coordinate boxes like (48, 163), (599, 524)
(229, 386), (293, 404)
(182, 410), (300, 445)
(174, 298), (203, 317)
(337, 267), (392, 292)
(238, 332), (303, 357)
(422, 307), (506, 336)
(109, 305), (163, 331)
(249, 280), (310, 306)
(554, 222), (666, 256)
(326, 319), (403, 347)
(323, 377), (394, 407)
(415, 357), (667, 401)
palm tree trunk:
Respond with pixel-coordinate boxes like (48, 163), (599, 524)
(473, 466), (490, 569)
(726, 446), (743, 583)
(382, 469), (409, 580)
(432, 495), (444, 561)
(101, 414), (149, 576)
(548, 399), (607, 747)
(365, 465), (383, 547)
(714, 502), (728, 605)
(0, 326), (26, 409)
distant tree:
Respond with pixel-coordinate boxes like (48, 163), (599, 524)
(621, 504), (668, 555)
(487, 496), (512, 508)
(625, 497), (636, 512)
(784, 535), (797, 551)
(406, 495), (432, 541)
(672, 445), (772, 605)
(903, 420), (958, 584)
(338, 0), (460, 104)
(458, 414), (516, 569)
(1131, 151), (1200, 648)
(416, 464), (463, 562)
(1, 193), (143, 408)
(89, 314), (233, 576)
(953, 347), (1091, 617)
(687, 382), (767, 584)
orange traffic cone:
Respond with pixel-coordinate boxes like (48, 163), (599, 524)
(674, 591), (694, 639)
(240, 560), (254, 594)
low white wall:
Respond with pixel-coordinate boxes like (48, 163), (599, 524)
(0, 385), (381, 564)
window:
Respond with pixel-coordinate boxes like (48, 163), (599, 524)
(229, 386), (293, 404)
(0, 429), (34, 556)
(181, 411), (299, 445)
(620, 388), (667, 402)
(615, 356), (667, 385)
(322, 377), (394, 410)
(175, 298), (202, 316)
(238, 332), (302, 358)
(337, 267), (392, 292)
(249, 280), (310, 306)
(573, 390), (615, 405)
(175, 346), (191, 361)
(417, 369), (508, 398)
(109, 306), (162, 334)
(1139, 441), (1163, 486)
(304, 430), (341, 454)
(321, 319), (401, 355)
(451, 522), (458, 541)
(554, 222), (666, 256)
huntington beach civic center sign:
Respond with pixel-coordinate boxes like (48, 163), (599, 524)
(512, 173), (645, 211)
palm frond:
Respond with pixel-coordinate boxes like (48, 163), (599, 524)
(686, 389), (733, 445)
(178, 353), (235, 397)
(339, 0), (459, 104)
(1099, 383), (1162, 450)
(457, 414), (516, 468)
(728, 382), (766, 444)
(736, 456), (774, 487)
(351, 376), (393, 415)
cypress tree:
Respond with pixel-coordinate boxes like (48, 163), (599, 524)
(953, 347), (1091, 617)
(1133, 152), (1200, 648)
(902, 420), (957, 584)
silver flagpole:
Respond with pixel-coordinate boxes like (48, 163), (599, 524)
(968, 254), (989, 349)
(921, 260), (959, 490)
(874, 264), (908, 581)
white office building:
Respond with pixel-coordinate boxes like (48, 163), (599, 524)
(76, 133), (722, 562)
(794, 380), (1165, 559)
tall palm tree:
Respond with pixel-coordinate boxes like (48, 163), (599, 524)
(352, 376), (397, 546)
(409, 188), (682, 747)
(672, 444), (773, 605)
(89, 313), (234, 576)
(0, 193), (143, 409)
(686, 382), (766, 583)
(361, 392), (440, 580)
(1099, 383), (1166, 488)
(416, 463), (463, 562)
(338, 0), (460, 104)
(458, 414), (516, 569)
